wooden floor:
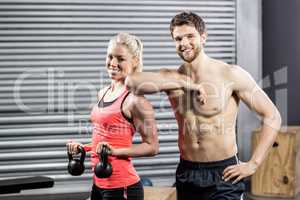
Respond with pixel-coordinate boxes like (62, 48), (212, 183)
(1, 188), (300, 200)
(245, 192), (300, 200)
(144, 187), (176, 200)
(0, 187), (177, 200)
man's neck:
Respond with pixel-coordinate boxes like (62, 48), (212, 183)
(188, 50), (210, 74)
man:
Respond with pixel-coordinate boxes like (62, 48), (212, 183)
(125, 11), (281, 200)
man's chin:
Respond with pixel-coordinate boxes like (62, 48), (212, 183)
(180, 55), (195, 63)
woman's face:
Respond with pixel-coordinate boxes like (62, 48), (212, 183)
(106, 43), (138, 81)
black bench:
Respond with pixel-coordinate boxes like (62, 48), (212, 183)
(0, 176), (54, 194)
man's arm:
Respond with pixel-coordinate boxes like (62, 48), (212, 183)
(125, 69), (204, 95)
(223, 65), (282, 183)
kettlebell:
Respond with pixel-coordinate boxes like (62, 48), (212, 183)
(67, 146), (86, 176)
(94, 145), (113, 178)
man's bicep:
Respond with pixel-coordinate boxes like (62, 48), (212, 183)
(238, 85), (273, 116)
(159, 69), (184, 95)
(143, 69), (183, 92)
(159, 68), (179, 77)
(239, 85), (281, 130)
(233, 67), (275, 117)
(127, 69), (182, 94)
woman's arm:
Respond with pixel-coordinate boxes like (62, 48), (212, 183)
(108, 95), (159, 157)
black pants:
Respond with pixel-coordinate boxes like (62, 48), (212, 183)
(176, 155), (245, 200)
(90, 181), (144, 200)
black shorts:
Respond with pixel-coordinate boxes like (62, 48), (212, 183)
(90, 181), (144, 200)
(176, 155), (245, 200)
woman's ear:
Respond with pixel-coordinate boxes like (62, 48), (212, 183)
(132, 57), (139, 71)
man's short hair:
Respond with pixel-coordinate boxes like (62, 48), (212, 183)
(170, 11), (206, 37)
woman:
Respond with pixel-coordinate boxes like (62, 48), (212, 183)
(67, 33), (159, 200)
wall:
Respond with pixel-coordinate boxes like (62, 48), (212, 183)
(262, 0), (300, 125)
(236, 0), (263, 161)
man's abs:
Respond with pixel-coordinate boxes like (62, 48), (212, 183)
(178, 130), (238, 162)
(168, 82), (239, 162)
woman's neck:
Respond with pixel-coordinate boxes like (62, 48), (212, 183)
(110, 80), (125, 92)
(102, 80), (125, 101)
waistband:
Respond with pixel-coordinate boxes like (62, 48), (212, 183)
(179, 155), (239, 169)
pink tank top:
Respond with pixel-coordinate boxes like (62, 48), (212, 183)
(88, 87), (140, 189)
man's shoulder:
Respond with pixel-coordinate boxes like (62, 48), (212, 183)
(226, 64), (249, 78)
(210, 58), (236, 71)
(223, 64), (256, 91)
(213, 61), (244, 78)
(211, 60), (250, 86)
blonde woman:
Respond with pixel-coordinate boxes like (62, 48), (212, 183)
(67, 33), (159, 200)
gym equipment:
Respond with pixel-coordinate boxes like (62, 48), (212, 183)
(251, 127), (300, 198)
(94, 145), (113, 178)
(0, 176), (54, 194)
(140, 177), (153, 186)
(67, 146), (86, 176)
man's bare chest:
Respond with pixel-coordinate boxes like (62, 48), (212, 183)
(169, 80), (234, 117)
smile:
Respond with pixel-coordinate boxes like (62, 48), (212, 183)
(182, 49), (193, 54)
(108, 66), (121, 72)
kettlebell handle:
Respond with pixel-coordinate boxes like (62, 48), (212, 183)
(67, 150), (73, 161)
(78, 146), (86, 163)
(94, 145), (113, 178)
(67, 145), (86, 162)
(99, 145), (109, 167)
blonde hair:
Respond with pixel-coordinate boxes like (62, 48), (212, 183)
(107, 32), (143, 72)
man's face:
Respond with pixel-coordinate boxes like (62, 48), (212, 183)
(172, 25), (206, 63)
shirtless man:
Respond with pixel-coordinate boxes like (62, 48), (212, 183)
(125, 11), (281, 200)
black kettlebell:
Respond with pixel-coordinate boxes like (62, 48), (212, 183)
(94, 145), (113, 178)
(67, 146), (86, 176)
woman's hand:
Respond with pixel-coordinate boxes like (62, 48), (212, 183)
(66, 141), (83, 155)
(96, 142), (116, 156)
